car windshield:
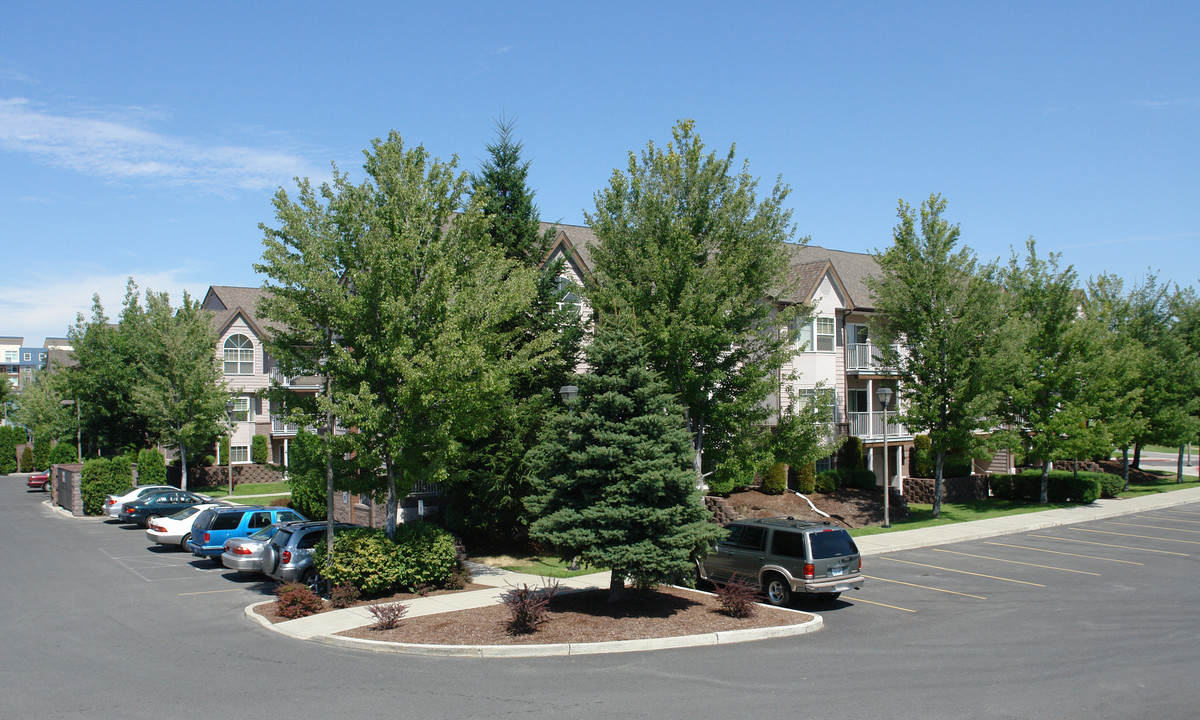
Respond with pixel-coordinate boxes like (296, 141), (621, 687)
(249, 525), (280, 541)
(169, 506), (202, 521)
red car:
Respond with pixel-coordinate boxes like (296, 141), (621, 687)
(27, 471), (51, 491)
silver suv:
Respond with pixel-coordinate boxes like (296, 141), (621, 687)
(698, 517), (864, 605)
(260, 521), (354, 591)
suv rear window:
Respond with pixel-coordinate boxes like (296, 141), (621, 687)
(297, 530), (324, 549)
(809, 530), (858, 559)
(192, 509), (215, 530)
(771, 530), (806, 558)
(211, 511), (246, 531)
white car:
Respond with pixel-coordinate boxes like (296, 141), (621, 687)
(103, 486), (178, 518)
(145, 503), (225, 548)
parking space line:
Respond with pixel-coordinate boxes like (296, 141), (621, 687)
(1155, 509), (1200, 516)
(1028, 533), (1189, 557)
(1069, 527), (1200, 546)
(1105, 520), (1200, 535)
(932, 548), (1101, 576)
(879, 557), (1045, 586)
(983, 541), (1143, 565)
(864, 575), (986, 599)
(1143, 515), (1200, 525)
(851, 596), (917, 613)
(178, 588), (244, 596)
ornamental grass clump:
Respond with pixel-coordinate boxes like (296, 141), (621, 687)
(367, 602), (408, 630)
(275, 581), (324, 619)
(501, 581), (559, 635)
(714, 574), (759, 619)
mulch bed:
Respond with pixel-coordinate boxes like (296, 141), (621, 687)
(724, 487), (881, 528)
(253, 583), (491, 624)
(337, 585), (810, 646)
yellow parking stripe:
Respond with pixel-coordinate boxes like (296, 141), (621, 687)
(1070, 527), (1200, 546)
(932, 548), (1101, 576)
(1106, 520), (1200, 535)
(1028, 533), (1188, 557)
(851, 596), (917, 613)
(865, 574), (986, 599)
(983, 541), (1143, 565)
(1144, 515), (1200, 525)
(880, 557), (1045, 586)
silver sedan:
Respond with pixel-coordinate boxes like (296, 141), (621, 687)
(220, 524), (285, 573)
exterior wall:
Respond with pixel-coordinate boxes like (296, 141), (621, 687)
(217, 316), (267, 463)
(780, 273), (844, 411)
(329, 490), (444, 528)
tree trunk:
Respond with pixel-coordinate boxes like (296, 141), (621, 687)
(1132, 443), (1142, 469)
(608, 570), (627, 602)
(324, 404), (335, 560)
(179, 443), (188, 492)
(1040, 460), (1050, 505)
(1178, 445), (1185, 483)
(385, 461), (398, 539)
(932, 450), (945, 519)
(1121, 446), (1130, 492)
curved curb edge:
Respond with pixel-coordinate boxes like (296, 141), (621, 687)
(307, 613), (823, 657)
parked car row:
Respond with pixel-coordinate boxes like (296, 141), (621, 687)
(78, 483), (355, 593)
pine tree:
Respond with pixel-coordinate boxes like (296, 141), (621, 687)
(526, 313), (723, 600)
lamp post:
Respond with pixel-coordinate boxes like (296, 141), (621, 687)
(875, 386), (894, 529)
(225, 401), (236, 497)
(60, 399), (81, 462)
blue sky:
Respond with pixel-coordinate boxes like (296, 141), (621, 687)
(2, 1), (1197, 344)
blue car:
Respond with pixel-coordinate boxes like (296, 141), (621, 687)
(186, 506), (306, 561)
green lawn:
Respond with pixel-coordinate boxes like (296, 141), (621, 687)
(225, 495), (290, 506)
(195, 480), (291, 499)
(1118, 474), (1200, 497)
(474, 554), (598, 579)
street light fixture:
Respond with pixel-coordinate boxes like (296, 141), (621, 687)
(875, 386), (894, 529)
(558, 385), (579, 406)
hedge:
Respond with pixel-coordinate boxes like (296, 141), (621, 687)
(49, 442), (78, 465)
(795, 463), (816, 494)
(251, 434), (269, 465)
(136, 449), (167, 486)
(80, 457), (134, 515)
(761, 462), (787, 495)
(990, 470), (1101, 504)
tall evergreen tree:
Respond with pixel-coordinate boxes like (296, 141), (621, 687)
(444, 119), (583, 548)
(866, 195), (1004, 518)
(526, 312), (723, 600)
(585, 120), (799, 494)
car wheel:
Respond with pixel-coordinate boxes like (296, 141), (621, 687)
(302, 568), (324, 595)
(764, 573), (792, 606)
(144, 514), (160, 528)
(179, 533), (191, 549)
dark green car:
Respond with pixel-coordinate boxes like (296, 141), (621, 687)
(699, 517), (864, 605)
(118, 490), (211, 528)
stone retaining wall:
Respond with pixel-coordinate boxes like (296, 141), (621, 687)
(903, 475), (990, 504)
(170, 463), (284, 487)
(704, 496), (738, 524)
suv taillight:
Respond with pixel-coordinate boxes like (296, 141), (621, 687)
(803, 563), (815, 580)
(281, 550), (292, 564)
(203, 532), (210, 542)
(857, 558), (862, 572)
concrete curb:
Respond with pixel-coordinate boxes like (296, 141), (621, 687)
(308, 612), (823, 657)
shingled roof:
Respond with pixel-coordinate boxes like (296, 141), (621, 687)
(780, 244), (881, 311)
(200, 285), (281, 337)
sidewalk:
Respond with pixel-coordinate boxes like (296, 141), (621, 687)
(247, 486), (1200, 655)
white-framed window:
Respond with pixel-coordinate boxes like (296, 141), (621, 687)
(796, 387), (837, 422)
(849, 323), (869, 345)
(555, 276), (581, 315)
(848, 388), (870, 414)
(23, 352), (31, 361)
(231, 396), (252, 422)
(793, 316), (836, 352)
(223, 334), (254, 375)
(3, 351), (16, 362)
(816, 455), (833, 473)
(230, 446), (249, 463)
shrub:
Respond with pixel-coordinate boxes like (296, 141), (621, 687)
(367, 602), (408, 630)
(912, 435), (933, 478)
(840, 436), (865, 471)
(761, 462), (787, 495)
(814, 470), (838, 494)
(20, 445), (34, 472)
(49, 441), (77, 465)
(136, 449), (167, 486)
(274, 581), (324, 619)
(943, 453), (974, 478)
(838, 468), (878, 490)
(33, 429), (51, 470)
(714, 574), (758, 619)
(251, 434), (269, 464)
(80, 457), (134, 515)
(329, 584), (361, 609)
(269, 497), (292, 507)
(992, 470), (1102, 504)
(0, 425), (20, 474)
(312, 523), (457, 594)
(1098, 473), (1125, 499)
(501, 581), (558, 635)
(795, 463), (816, 494)
(218, 437), (229, 465)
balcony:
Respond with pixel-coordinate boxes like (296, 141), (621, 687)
(269, 369), (324, 389)
(847, 411), (908, 440)
(845, 343), (899, 374)
(271, 418), (300, 436)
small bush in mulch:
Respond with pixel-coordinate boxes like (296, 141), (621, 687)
(501, 581), (560, 635)
(714, 574), (759, 619)
(367, 602), (409, 630)
(275, 581), (324, 619)
(329, 584), (361, 609)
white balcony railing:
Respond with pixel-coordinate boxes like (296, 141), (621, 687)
(272, 418), (300, 435)
(845, 343), (900, 373)
(847, 411), (908, 440)
(269, 369), (323, 389)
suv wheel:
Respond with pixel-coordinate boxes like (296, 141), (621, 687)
(302, 568), (325, 596)
(764, 573), (792, 606)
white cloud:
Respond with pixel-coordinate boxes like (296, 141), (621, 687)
(0, 269), (213, 344)
(1133, 97), (1200, 110)
(0, 97), (315, 193)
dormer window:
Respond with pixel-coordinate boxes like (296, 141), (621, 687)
(555, 276), (581, 315)
(223, 334), (254, 375)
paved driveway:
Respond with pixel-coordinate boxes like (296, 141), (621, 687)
(4, 475), (1199, 719)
